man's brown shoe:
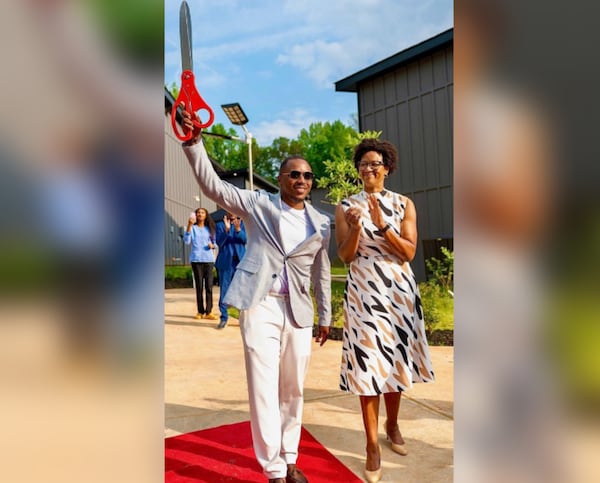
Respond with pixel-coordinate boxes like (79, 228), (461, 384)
(286, 464), (308, 483)
(268, 479), (286, 483)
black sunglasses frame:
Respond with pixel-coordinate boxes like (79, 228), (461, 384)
(282, 170), (315, 181)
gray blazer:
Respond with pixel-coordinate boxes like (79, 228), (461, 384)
(183, 141), (331, 328)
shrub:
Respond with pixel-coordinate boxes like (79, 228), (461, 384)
(425, 247), (454, 292)
(165, 265), (193, 288)
(419, 281), (454, 333)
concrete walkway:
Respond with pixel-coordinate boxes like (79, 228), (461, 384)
(165, 288), (453, 482)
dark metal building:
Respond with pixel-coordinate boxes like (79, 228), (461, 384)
(335, 29), (453, 281)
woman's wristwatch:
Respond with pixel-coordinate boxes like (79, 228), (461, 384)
(378, 224), (391, 233)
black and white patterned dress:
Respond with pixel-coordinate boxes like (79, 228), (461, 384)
(339, 190), (435, 395)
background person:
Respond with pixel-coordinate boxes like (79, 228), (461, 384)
(184, 207), (218, 320)
(215, 212), (247, 328)
(335, 138), (435, 483)
(180, 109), (331, 483)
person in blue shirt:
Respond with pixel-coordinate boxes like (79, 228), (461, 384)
(184, 208), (218, 320)
(215, 212), (247, 328)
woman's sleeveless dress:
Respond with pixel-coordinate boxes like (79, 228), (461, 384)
(339, 190), (435, 395)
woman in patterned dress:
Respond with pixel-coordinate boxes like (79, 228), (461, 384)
(335, 138), (435, 483)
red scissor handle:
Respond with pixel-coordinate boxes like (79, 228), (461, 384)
(171, 70), (215, 141)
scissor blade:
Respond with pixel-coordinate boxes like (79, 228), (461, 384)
(179, 1), (193, 72)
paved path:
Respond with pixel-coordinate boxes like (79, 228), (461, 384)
(165, 288), (453, 482)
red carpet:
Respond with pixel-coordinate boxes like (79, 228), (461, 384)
(165, 420), (363, 482)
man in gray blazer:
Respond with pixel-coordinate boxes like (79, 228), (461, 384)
(181, 111), (331, 483)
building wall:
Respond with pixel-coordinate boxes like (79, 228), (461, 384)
(164, 115), (217, 265)
(357, 44), (453, 280)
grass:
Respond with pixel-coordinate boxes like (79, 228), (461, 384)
(331, 266), (349, 277)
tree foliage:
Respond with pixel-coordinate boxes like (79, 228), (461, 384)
(254, 136), (303, 183)
(167, 82), (179, 99)
(316, 130), (382, 205)
(425, 247), (454, 292)
(201, 123), (244, 171)
(296, 120), (358, 180)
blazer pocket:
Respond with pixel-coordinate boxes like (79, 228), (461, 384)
(237, 258), (261, 274)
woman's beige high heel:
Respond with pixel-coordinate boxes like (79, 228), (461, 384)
(384, 420), (408, 456)
(364, 445), (382, 483)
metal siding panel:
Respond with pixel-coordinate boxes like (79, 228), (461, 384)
(448, 84), (454, 128)
(409, 98), (425, 190)
(427, 189), (442, 238)
(432, 50), (448, 88)
(385, 106), (397, 143)
(374, 77), (385, 110)
(361, 82), (375, 113)
(419, 57), (433, 92)
(374, 109), (386, 132)
(362, 112), (375, 132)
(414, 191), (432, 240)
(421, 92), (438, 187)
(396, 66), (409, 101)
(440, 186), (453, 237)
(413, 191), (427, 238)
(384, 72), (396, 104)
(165, 203), (187, 265)
(435, 88), (453, 186)
(446, 46), (453, 83)
(396, 102), (413, 193)
(407, 63), (420, 98)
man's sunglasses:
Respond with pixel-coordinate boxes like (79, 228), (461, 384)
(281, 170), (314, 181)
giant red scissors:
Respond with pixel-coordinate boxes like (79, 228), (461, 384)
(171, 1), (214, 141)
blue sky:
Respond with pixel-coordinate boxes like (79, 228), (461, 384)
(165, 0), (453, 146)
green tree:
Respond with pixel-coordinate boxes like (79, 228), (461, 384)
(167, 82), (179, 99)
(202, 123), (244, 170)
(425, 247), (454, 292)
(202, 126), (277, 184)
(296, 120), (358, 180)
(255, 136), (305, 184)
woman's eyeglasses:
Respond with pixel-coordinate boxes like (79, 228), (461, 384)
(282, 170), (314, 181)
(358, 161), (385, 170)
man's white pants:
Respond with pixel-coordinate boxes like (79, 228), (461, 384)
(239, 294), (312, 480)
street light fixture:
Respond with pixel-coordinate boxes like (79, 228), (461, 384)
(221, 103), (254, 191)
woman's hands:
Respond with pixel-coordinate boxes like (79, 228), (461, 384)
(344, 206), (362, 229)
(367, 194), (387, 230)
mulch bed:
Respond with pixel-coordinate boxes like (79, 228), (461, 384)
(165, 280), (194, 289)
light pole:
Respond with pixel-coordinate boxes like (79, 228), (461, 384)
(221, 103), (253, 191)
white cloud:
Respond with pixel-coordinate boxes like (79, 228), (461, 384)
(252, 108), (321, 146)
(274, 0), (453, 87)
